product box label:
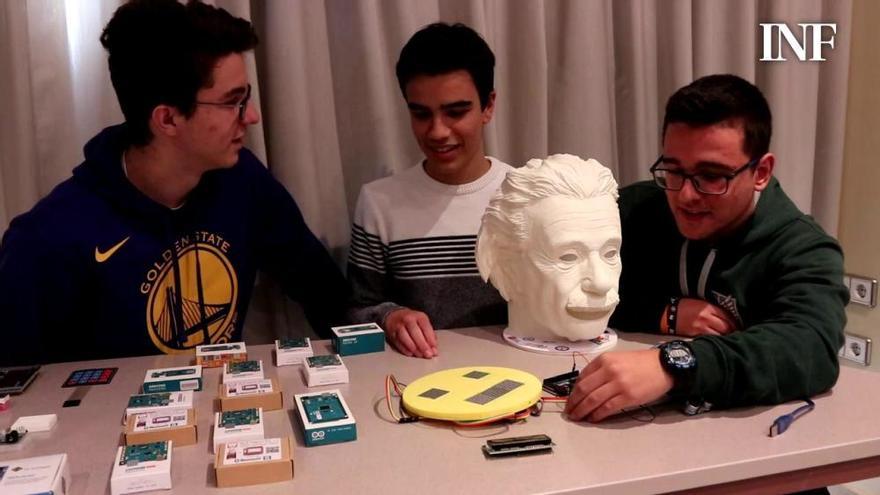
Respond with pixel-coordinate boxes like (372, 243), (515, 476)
(222, 438), (282, 465)
(225, 379), (273, 397)
(132, 409), (189, 432)
(143, 366), (203, 392)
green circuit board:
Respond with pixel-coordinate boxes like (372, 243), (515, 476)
(278, 337), (309, 349)
(301, 392), (348, 424)
(200, 343), (243, 353)
(120, 441), (168, 466)
(219, 408), (260, 428)
(227, 360), (261, 374)
(306, 355), (342, 369)
(127, 392), (171, 408)
(150, 368), (196, 379)
(336, 324), (379, 334)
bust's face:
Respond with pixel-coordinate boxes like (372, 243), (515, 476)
(513, 194), (621, 341)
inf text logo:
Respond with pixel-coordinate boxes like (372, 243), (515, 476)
(759, 23), (837, 61)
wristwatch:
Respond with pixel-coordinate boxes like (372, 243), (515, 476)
(658, 340), (697, 397)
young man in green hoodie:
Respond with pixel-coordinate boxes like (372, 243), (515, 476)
(565, 74), (848, 424)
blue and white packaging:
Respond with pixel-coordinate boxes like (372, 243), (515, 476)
(331, 323), (385, 356)
(142, 365), (202, 393)
(0, 453), (69, 494)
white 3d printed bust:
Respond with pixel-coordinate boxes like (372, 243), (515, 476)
(477, 154), (621, 346)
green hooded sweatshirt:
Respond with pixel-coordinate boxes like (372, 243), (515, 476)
(610, 178), (848, 408)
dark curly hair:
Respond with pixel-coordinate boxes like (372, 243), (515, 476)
(100, 0), (258, 145)
(663, 74), (772, 159)
(396, 22), (495, 109)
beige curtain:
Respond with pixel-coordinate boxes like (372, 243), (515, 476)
(0, 0), (853, 339)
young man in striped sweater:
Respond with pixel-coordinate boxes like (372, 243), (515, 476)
(347, 23), (512, 359)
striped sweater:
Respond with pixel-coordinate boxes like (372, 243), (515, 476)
(348, 157), (512, 329)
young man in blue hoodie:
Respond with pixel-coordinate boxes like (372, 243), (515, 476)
(0, 0), (350, 365)
(565, 75), (848, 431)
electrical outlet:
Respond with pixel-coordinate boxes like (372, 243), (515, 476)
(846, 274), (877, 307)
(839, 333), (872, 366)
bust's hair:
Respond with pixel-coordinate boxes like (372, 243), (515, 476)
(476, 154), (618, 299)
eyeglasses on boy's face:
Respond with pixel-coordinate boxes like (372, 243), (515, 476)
(649, 155), (760, 195)
(194, 83), (252, 122)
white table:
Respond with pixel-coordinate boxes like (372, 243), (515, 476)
(1, 327), (879, 494)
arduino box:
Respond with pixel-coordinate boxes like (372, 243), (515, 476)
(223, 360), (264, 384)
(214, 437), (295, 488)
(0, 453), (69, 495)
(294, 390), (356, 447)
(125, 390), (194, 419)
(302, 354), (349, 387)
(142, 365), (202, 393)
(124, 408), (197, 447)
(331, 322), (385, 356)
(213, 408), (264, 454)
(110, 441), (172, 495)
(219, 378), (283, 412)
(275, 337), (313, 366)
(196, 342), (247, 368)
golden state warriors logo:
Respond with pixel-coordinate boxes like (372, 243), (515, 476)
(141, 232), (238, 354)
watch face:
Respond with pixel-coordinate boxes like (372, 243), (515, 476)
(663, 342), (695, 369)
(668, 347), (691, 364)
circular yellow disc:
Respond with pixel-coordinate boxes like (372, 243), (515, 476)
(401, 367), (541, 422)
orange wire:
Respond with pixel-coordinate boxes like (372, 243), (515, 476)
(574, 351), (592, 366)
(451, 408), (532, 427)
(385, 375), (401, 422)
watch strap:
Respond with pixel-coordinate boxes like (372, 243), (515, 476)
(666, 297), (680, 335)
(659, 340), (696, 397)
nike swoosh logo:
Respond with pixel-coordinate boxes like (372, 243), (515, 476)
(95, 236), (130, 263)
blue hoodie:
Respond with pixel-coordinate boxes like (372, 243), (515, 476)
(0, 124), (350, 365)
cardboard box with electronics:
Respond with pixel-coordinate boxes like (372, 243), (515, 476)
(215, 437), (295, 488)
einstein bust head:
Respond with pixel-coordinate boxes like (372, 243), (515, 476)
(476, 154), (621, 342)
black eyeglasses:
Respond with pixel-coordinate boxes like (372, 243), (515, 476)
(195, 84), (252, 121)
(649, 156), (760, 195)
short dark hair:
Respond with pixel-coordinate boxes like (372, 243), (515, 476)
(100, 0), (258, 146)
(395, 22), (495, 109)
(662, 74), (772, 160)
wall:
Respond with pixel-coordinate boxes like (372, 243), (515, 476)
(838, 0), (880, 368)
